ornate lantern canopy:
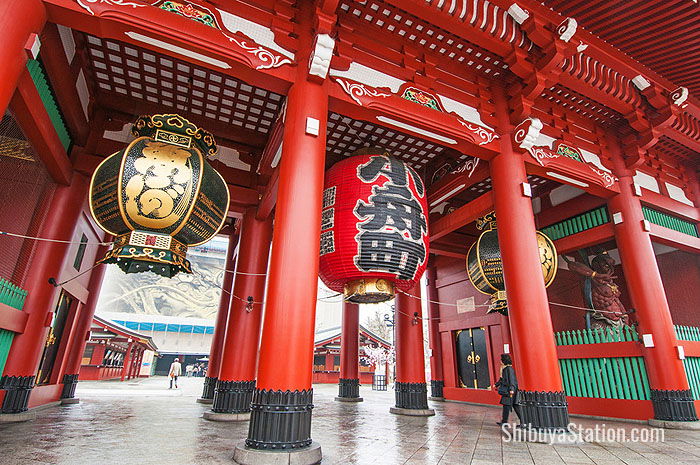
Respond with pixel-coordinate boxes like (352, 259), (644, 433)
(467, 212), (557, 315)
(319, 149), (430, 303)
(89, 114), (230, 277)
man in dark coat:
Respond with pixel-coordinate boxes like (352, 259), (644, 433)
(495, 353), (522, 425)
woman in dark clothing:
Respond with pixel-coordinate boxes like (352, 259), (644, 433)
(495, 354), (522, 425)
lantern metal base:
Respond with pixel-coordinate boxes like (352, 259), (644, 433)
(343, 279), (395, 304)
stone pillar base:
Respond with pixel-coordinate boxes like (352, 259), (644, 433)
(519, 390), (570, 430)
(430, 380), (444, 398)
(395, 381), (429, 410)
(651, 389), (698, 422)
(197, 397), (213, 404)
(390, 407), (435, 417)
(246, 389), (313, 450)
(233, 440), (321, 465)
(648, 418), (700, 430)
(334, 396), (363, 402)
(203, 411), (250, 422)
(61, 398), (80, 405)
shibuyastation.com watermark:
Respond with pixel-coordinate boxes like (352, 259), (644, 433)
(501, 423), (665, 444)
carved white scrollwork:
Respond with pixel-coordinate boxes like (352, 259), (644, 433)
(513, 117), (543, 152)
(76, 0), (146, 15)
(459, 121), (499, 146)
(670, 87), (689, 106)
(226, 35), (292, 70)
(308, 34), (335, 80)
(589, 167), (618, 189)
(334, 78), (391, 106)
(556, 17), (578, 43)
(530, 147), (559, 166)
(450, 157), (480, 178)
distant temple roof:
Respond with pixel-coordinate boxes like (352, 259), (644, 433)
(92, 314), (159, 352)
(314, 325), (391, 349)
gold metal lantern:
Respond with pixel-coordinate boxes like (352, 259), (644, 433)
(466, 212), (557, 315)
(89, 114), (230, 277)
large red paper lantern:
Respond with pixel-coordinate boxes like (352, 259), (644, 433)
(319, 149), (429, 303)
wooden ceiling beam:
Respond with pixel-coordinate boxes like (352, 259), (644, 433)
(95, 95), (269, 149)
(430, 191), (494, 242)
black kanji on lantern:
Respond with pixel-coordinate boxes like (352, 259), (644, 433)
(354, 155), (427, 280)
(355, 231), (426, 279)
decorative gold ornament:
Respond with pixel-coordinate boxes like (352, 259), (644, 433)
(343, 278), (396, 304)
(467, 212), (557, 315)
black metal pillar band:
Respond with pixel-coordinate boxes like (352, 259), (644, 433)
(518, 390), (570, 430)
(60, 373), (79, 399)
(0, 375), (35, 414)
(246, 389), (314, 450)
(651, 389), (698, 421)
(395, 381), (429, 409)
(212, 379), (255, 413)
(430, 380), (444, 398)
(337, 378), (360, 398)
(201, 376), (218, 400)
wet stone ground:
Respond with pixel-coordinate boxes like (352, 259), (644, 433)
(0, 376), (699, 464)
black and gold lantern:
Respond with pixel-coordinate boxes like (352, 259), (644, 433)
(467, 212), (557, 315)
(89, 114), (230, 277)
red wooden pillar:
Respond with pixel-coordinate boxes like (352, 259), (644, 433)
(607, 135), (697, 423)
(199, 232), (239, 403)
(0, 175), (87, 414)
(490, 85), (568, 429)
(0, 0), (45, 116)
(240, 22), (327, 457)
(392, 284), (434, 415)
(134, 349), (144, 379)
(337, 301), (362, 401)
(60, 247), (109, 400)
(90, 343), (106, 366)
(120, 342), (134, 382)
(208, 208), (272, 418)
(425, 262), (445, 399)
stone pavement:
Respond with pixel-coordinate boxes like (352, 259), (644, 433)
(0, 376), (699, 465)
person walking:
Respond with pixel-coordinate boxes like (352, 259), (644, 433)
(495, 353), (522, 426)
(169, 357), (182, 389)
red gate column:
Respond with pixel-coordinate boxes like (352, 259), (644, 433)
(608, 135), (698, 424)
(120, 342), (134, 382)
(490, 87), (569, 430)
(199, 231), (239, 404)
(425, 261), (445, 400)
(0, 0), (45, 116)
(237, 35), (327, 462)
(205, 208), (271, 419)
(392, 283), (435, 416)
(336, 301), (362, 402)
(60, 244), (109, 402)
(1, 174), (86, 415)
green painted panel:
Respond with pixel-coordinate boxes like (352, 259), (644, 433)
(558, 356), (650, 400)
(683, 357), (700, 400)
(26, 59), (72, 151)
(0, 329), (14, 376)
(0, 278), (27, 310)
(642, 206), (699, 238)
